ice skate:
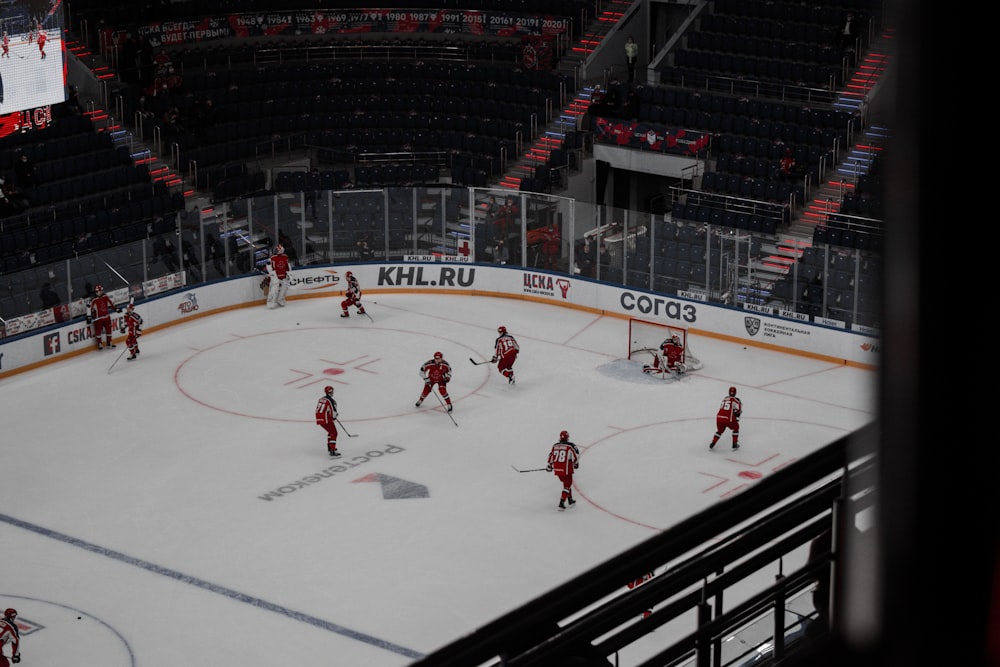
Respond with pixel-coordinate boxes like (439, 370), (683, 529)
(340, 312), (350, 318)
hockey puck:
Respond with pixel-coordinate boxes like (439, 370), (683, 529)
(296, 322), (300, 325)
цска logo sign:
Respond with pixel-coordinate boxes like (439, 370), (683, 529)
(744, 316), (761, 336)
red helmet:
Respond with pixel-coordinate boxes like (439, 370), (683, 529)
(4, 608), (15, 621)
(324, 386), (334, 396)
(346, 271), (353, 278)
(274, 244), (284, 254)
(497, 325), (507, 335)
(94, 284), (104, 293)
(729, 386), (737, 397)
(559, 430), (569, 442)
(433, 351), (443, 360)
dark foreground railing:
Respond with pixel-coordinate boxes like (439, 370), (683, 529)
(410, 422), (879, 667)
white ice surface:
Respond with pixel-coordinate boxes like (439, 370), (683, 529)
(0, 293), (876, 665)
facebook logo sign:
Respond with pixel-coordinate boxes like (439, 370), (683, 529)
(43, 332), (60, 356)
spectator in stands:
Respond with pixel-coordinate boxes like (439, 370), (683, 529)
(597, 241), (611, 270)
(495, 196), (517, 242)
(493, 238), (509, 265)
(0, 176), (28, 213)
(14, 153), (37, 191)
(153, 234), (179, 272)
(623, 88), (639, 120)
(576, 238), (595, 277)
(355, 235), (374, 262)
(303, 167), (320, 219)
(40, 282), (60, 308)
(161, 105), (183, 134)
(839, 13), (856, 49)
(153, 48), (172, 69)
(165, 67), (184, 95)
(624, 35), (638, 83)
(182, 238), (202, 283)
(206, 233), (227, 278)
(118, 32), (140, 83)
(56, 85), (82, 117)
(779, 148), (797, 181)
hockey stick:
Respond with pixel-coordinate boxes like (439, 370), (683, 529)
(102, 259), (129, 286)
(335, 418), (357, 438)
(361, 310), (374, 323)
(431, 388), (458, 427)
(107, 346), (128, 374)
(511, 465), (547, 473)
(469, 357), (491, 366)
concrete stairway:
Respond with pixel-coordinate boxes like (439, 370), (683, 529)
(495, 0), (633, 192)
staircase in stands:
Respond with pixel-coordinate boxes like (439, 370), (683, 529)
(740, 28), (894, 305)
(496, 0), (631, 192)
(65, 35), (193, 206)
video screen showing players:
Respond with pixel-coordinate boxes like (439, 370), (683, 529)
(0, 0), (67, 114)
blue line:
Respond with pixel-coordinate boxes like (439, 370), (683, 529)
(0, 513), (424, 660)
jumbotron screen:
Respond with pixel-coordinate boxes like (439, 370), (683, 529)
(0, 0), (67, 116)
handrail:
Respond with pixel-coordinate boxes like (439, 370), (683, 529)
(409, 425), (877, 666)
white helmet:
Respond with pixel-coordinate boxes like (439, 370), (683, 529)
(274, 244), (284, 255)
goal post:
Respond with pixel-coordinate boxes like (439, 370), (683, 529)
(627, 318), (703, 371)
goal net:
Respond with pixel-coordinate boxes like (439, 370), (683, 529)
(627, 318), (703, 371)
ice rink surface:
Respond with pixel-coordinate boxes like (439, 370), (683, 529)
(0, 293), (876, 665)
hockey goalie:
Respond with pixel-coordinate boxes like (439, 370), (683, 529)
(642, 334), (688, 377)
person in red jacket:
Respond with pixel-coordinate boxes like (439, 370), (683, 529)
(710, 386), (742, 450)
(415, 352), (452, 411)
(265, 244), (291, 308)
(547, 430), (579, 510)
(88, 284), (121, 350)
(315, 386), (341, 457)
(492, 325), (520, 384)
(0, 607), (20, 665)
(340, 271), (366, 317)
(120, 303), (143, 361)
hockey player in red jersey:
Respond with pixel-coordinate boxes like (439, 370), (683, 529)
(265, 244), (291, 308)
(340, 271), (366, 317)
(37, 29), (46, 59)
(0, 607), (20, 666)
(547, 430), (579, 510)
(492, 325), (520, 384)
(415, 352), (452, 411)
(315, 386), (341, 457)
(710, 386), (742, 450)
(643, 334), (686, 376)
(626, 571), (656, 619)
(88, 285), (121, 350)
(120, 302), (143, 361)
